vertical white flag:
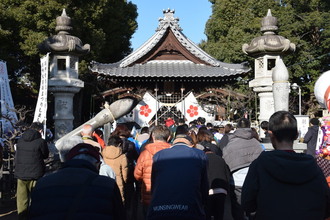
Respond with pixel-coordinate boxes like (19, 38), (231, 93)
(0, 61), (17, 134)
(175, 92), (213, 123)
(33, 53), (49, 124)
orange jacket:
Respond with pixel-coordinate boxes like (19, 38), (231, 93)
(134, 141), (171, 205)
(93, 132), (106, 149)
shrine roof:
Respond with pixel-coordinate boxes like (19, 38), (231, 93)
(90, 9), (250, 78)
(91, 60), (248, 78)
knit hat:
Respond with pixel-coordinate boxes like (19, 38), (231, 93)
(165, 117), (175, 127)
(66, 143), (101, 162)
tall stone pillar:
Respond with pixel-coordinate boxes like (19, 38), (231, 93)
(39, 9), (90, 140)
(242, 9), (295, 123)
(272, 59), (290, 111)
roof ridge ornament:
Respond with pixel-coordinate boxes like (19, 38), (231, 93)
(157, 8), (182, 31)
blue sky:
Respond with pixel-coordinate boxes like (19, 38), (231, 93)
(129, 0), (212, 50)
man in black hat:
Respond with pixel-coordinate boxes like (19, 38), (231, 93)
(28, 143), (125, 220)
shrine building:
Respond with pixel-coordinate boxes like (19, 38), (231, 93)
(90, 9), (250, 126)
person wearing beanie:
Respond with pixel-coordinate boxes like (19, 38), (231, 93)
(28, 143), (125, 220)
(165, 117), (177, 139)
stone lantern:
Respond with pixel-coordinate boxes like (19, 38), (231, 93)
(39, 9), (90, 140)
(242, 9), (295, 123)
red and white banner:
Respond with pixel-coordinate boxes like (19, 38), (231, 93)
(0, 61), (17, 134)
(117, 92), (162, 127)
(175, 92), (213, 123)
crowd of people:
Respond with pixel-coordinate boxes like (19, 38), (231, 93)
(13, 112), (330, 220)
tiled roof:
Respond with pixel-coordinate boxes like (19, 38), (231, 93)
(90, 9), (250, 78)
(90, 60), (250, 78)
(117, 9), (231, 68)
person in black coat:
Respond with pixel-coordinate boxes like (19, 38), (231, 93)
(242, 111), (330, 220)
(303, 118), (320, 156)
(14, 122), (49, 220)
(197, 129), (222, 157)
(28, 143), (125, 220)
(203, 146), (230, 220)
(218, 124), (234, 151)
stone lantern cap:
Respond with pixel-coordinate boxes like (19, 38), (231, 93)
(242, 9), (295, 57)
(38, 9), (90, 56)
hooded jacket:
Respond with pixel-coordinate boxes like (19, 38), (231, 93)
(134, 141), (171, 205)
(15, 129), (49, 180)
(242, 150), (330, 220)
(223, 128), (263, 172)
(102, 145), (128, 202)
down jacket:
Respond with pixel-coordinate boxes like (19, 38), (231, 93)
(102, 145), (128, 202)
(15, 129), (49, 180)
(134, 141), (171, 205)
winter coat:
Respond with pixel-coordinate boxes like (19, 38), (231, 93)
(15, 129), (49, 180)
(28, 159), (125, 220)
(134, 141), (171, 205)
(242, 150), (330, 220)
(223, 128), (263, 172)
(147, 144), (208, 220)
(303, 125), (319, 156)
(199, 141), (222, 157)
(205, 151), (230, 192)
(218, 133), (230, 150)
(102, 145), (129, 203)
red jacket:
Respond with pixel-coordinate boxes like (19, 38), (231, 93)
(134, 141), (171, 205)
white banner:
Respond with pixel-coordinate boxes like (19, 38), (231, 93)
(0, 61), (17, 134)
(33, 53), (49, 123)
(175, 92), (213, 123)
(117, 92), (162, 127)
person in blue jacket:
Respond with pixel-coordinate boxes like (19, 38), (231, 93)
(147, 136), (208, 220)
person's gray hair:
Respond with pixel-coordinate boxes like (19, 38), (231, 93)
(57, 136), (84, 162)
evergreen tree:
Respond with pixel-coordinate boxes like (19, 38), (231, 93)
(203, 0), (330, 115)
(0, 0), (137, 109)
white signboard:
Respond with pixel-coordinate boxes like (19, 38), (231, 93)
(295, 115), (309, 139)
